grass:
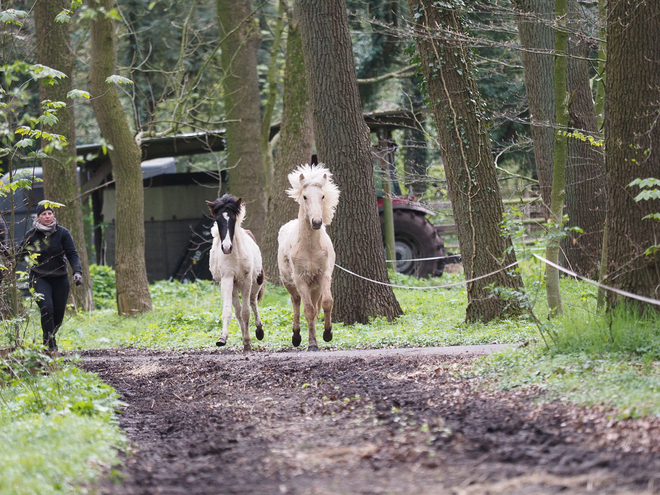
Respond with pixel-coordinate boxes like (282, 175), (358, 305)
(46, 269), (539, 352)
(0, 347), (126, 494)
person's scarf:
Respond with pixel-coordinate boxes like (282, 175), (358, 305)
(33, 217), (58, 236)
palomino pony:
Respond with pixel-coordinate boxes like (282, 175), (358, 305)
(207, 195), (265, 351)
(278, 164), (340, 351)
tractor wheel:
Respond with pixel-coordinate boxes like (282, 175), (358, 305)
(380, 210), (445, 278)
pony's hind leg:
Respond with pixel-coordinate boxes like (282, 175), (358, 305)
(251, 281), (264, 341)
(322, 289), (333, 343)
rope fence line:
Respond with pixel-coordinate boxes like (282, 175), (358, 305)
(334, 261), (519, 290)
(533, 254), (660, 308)
(384, 254), (460, 262)
(337, 254), (660, 308)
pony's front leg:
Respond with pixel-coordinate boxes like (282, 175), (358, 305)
(321, 283), (333, 343)
(234, 284), (251, 352)
(302, 292), (319, 351)
(284, 282), (302, 347)
(216, 277), (233, 347)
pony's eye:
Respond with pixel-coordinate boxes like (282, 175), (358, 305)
(322, 195), (325, 200)
(303, 195), (307, 200)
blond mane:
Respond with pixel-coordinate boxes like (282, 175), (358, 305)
(286, 163), (341, 225)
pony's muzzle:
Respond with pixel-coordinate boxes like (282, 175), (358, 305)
(222, 245), (233, 254)
(311, 219), (323, 230)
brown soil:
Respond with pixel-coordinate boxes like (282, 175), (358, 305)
(79, 348), (660, 494)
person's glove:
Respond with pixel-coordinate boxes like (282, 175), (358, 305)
(73, 272), (83, 286)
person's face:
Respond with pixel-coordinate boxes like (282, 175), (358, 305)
(38, 210), (55, 226)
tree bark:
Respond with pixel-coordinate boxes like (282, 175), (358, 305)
(545, 0), (568, 317)
(407, 0), (524, 323)
(296, 0), (402, 324)
(605, 0), (660, 310)
(217, 0), (268, 244)
(513, 0), (555, 218)
(88, 0), (152, 315)
(34, 0), (95, 311)
(561, 0), (606, 279)
(262, 13), (314, 283)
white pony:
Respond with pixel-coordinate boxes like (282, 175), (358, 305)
(277, 163), (340, 351)
(207, 195), (264, 351)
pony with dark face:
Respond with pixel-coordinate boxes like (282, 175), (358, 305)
(207, 195), (264, 351)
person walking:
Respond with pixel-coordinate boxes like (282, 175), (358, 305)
(22, 202), (82, 352)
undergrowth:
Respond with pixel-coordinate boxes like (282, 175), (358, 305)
(0, 346), (126, 493)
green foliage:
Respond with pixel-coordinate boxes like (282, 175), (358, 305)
(628, 177), (660, 255)
(89, 264), (117, 310)
(0, 347), (126, 493)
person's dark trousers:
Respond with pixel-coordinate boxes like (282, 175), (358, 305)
(31, 274), (70, 351)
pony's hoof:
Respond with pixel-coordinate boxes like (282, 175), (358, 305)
(323, 330), (333, 342)
(216, 338), (226, 347)
(292, 332), (301, 347)
(255, 326), (264, 341)
(308, 344), (319, 352)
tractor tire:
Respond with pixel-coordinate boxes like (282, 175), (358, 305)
(380, 210), (445, 278)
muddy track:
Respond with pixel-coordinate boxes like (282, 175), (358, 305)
(78, 348), (660, 494)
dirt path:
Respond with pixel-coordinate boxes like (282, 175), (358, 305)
(79, 347), (660, 494)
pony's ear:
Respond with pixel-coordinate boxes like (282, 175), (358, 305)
(205, 200), (214, 213)
(236, 197), (243, 207)
(299, 173), (305, 183)
(323, 174), (327, 182)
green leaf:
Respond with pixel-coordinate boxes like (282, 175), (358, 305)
(15, 138), (34, 149)
(0, 9), (28, 26)
(642, 213), (660, 222)
(105, 75), (134, 85)
(67, 89), (91, 100)
(29, 64), (67, 81)
(629, 177), (660, 189)
(633, 190), (660, 202)
(38, 114), (59, 126)
(55, 10), (72, 23)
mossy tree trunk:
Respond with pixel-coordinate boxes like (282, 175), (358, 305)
(604, 0), (660, 311)
(217, 0), (268, 243)
(545, 0), (568, 317)
(262, 12), (314, 283)
(296, 0), (403, 324)
(88, 0), (152, 315)
(407, 0), (524, 323)
(35, 0), (95, 311)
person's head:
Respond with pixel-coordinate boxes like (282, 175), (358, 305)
(36, 204), (55, 226)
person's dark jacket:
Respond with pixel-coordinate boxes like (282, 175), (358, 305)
(21, 224), (82, 278)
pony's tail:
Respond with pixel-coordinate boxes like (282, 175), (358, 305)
(256, 269), (266, 302)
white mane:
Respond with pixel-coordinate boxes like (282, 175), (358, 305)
(286, 163), (341, 225)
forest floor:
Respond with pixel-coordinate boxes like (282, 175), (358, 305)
(79, 347), (660, 495)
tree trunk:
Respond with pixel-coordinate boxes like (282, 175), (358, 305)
(605, 0), (660, 310)
(35, 0), (95, 311)
(561, 0), (606, 279)
(262, 13), (314, 283)
(513, 0), (555, 218)
(88, 0), (152, 315)
(296, 0), (402, 324)
(407, 0), (524, 323)
(217, 0), (268, 244)
(545, 0), (568, 317)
